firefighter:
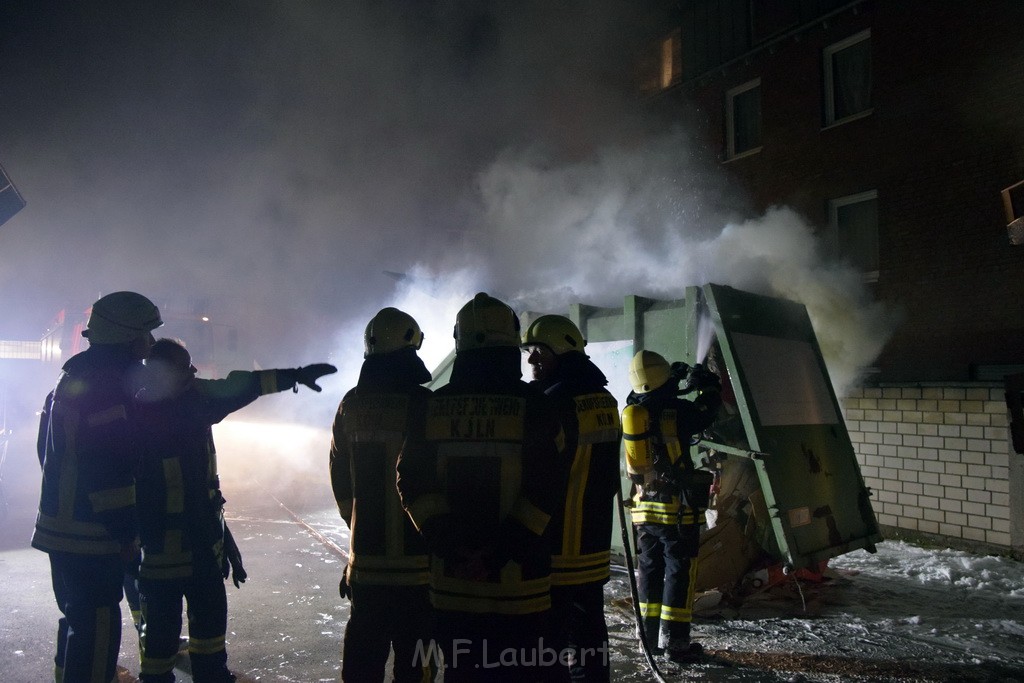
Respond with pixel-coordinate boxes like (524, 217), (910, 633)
(521, 315), (620, 682)
(330, 307), (435, 682)
(622, 350), (721, 664)
(397, 293), (565, 682)
(133, 338), (335, 683)
(33, 291), (163, 683)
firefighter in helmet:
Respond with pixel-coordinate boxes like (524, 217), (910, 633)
(134, 338), (335, 683)
(622, 350), (721, 663)
(330, 307), (435, 682)
(397, 293), (565, 682)
(34, 291), (163, 683)
(521, 315), (620, 682)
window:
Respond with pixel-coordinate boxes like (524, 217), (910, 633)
(824, 29), (872, 126)
(1002, 179), (1024, 223)
(1003, 179), (1024, 245)
(726, 78), (762, 159)
(638, 29), (681, 94)
(660, 29), (682, 89)
(829, 191), (879, 281)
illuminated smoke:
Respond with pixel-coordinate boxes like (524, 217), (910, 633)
(212, 419), (334, 503)
(372, 132), (898, 399)
(1, 4), (898, 516)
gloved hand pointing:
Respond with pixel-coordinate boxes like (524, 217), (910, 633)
(295, 364), (337, 392)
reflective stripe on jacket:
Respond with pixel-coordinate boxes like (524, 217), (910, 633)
(550, 390), (620, 586)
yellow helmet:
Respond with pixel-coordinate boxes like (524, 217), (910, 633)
(364, 307), (424, 357)
(83, 291), (163, 344)
(521, 315), (585, 355)
(453, 292), (521, 352)
(628, 350), (671, 394)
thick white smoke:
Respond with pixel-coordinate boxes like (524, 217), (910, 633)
(371, 131), (898, 398)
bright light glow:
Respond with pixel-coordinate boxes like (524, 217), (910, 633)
(212, 418), (331, 496)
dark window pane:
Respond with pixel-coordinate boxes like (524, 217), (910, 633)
(733, 86), (762, 154)
(832, 38), (871, 120)
(837, 198), (879, 272)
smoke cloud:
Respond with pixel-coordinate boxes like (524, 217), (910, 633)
(0, 2), (896, 512)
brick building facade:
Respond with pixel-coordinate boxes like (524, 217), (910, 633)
(640, 0), (1024, 555)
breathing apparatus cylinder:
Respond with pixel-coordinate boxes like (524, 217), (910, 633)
(622, 403), (654, 481)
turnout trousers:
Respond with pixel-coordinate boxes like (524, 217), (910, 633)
(341, 583), (433, 683)
(550, 583), (610, 682)
(48, 552), (125, 683)
(138, 557), (232, 683)
(435, 610), (566, 683)
(635, 523), (699, 650)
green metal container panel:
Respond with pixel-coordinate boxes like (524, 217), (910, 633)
(702, 284), (881, 569)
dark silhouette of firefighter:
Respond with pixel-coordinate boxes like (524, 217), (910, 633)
(133, 338), (335, 683)
(397, 293), (565, 682)
(33, 291), (163, 683)
(622, 350), (721, 664)
(521, 315), (620, 682)
(330, 308), (435, 682)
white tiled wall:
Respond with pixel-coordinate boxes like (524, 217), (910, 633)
(842, 385), (1012, 548)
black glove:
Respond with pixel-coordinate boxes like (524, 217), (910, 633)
(670, 361), (691, 382)
(339, 570), (352, 600)
(223, 525), (247, 588)
(295, 363), (337, 392)
(686, 363), (721, 392)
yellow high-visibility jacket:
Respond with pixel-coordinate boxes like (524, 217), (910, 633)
(531, 353), (621, 587)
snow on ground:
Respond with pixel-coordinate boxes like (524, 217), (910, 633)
(596, 541), (1024, 682)
(300, 500), (1024, 683)
(7, 474), (1021, 682)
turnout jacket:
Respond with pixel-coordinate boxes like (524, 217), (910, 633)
(623, 385), (721, 526)
(33, 345), (144, 556)
(330, 350), (431, 586)
(134, 369), (297, 581)
(531, 352), (621, 586)
(397, 347), (564, 615)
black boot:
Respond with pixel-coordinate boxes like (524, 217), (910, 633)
(638, 618), (663, 655)
(664, 622), (702, 663)
(665, 639), (704, 663)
